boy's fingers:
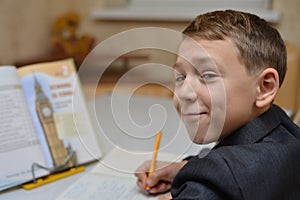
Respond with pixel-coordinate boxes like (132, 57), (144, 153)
(136, 179), (146, 191)
(147, 171), (165, 187)
(148, 164), (173, 184)
(158, 193), (172, 200)
(134, 171), (147, 181)
(149, 182), (171, 194)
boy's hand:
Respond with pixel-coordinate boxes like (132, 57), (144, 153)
(134, 160), (187, 194)
(159, 193), (172, 200)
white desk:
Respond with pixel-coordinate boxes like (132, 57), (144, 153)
(91, 93), (202, 155)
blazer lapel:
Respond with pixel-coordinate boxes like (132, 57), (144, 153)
(214, 105), (283, 148)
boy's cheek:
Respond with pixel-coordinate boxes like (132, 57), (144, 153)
(173, 96), (181, 115)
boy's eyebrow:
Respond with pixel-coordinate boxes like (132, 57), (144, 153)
(173, 63), (180, 69)
(173, 57), (216, 69)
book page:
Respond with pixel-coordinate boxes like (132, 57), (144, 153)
(17, 59), (103, 168)
(0, 66), (47, 191)
(57, 147), (184, 199)
(56, 173), (157, 200)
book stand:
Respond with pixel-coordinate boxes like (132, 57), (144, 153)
(22, 149), (85, 190)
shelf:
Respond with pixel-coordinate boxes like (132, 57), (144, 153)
(91, 0), (279, 23)
(91, 8), (280, 23)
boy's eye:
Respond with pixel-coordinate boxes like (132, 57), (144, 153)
(200, 72), (218, 80)
(175, 75), (186, 82)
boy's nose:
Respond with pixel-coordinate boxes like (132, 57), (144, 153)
(176, 76), (198, 102)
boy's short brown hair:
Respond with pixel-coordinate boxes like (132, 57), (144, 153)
(183, 10), (287, 87)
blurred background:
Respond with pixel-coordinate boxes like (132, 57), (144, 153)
(0, 0), (299, 116)
(0, 0), (299, 64)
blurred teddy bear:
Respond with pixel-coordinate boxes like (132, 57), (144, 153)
(51, 11), (95, 64)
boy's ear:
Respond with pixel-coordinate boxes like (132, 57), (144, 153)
(255, 68), (279, 108)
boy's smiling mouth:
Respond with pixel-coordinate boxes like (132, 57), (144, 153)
(181, 111), (209, 119)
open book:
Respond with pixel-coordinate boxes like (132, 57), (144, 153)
(0, 59), (103, 191)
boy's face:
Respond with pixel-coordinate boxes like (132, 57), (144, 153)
(173, 37), (259, 144)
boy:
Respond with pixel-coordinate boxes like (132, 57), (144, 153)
(135, 10), (300, 199)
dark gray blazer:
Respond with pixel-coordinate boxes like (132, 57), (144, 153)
(171, 105), (300, 200)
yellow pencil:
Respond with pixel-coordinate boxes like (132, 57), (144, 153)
(146, 131), (162, 194)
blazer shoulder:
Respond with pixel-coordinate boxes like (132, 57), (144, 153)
(172, 150), (243, 199)
(212, 143), (300, 199)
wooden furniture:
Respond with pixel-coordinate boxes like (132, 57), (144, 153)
(274, 43), (300, 116)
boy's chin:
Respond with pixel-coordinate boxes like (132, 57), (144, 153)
(188, 131), (220, 144)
